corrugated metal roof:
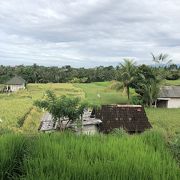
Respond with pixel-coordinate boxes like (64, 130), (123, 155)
(39, 111), (102, 131)
(6, 76), (26, 85)
(159, 86), (180, 98)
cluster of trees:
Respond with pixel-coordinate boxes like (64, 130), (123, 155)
(0, 55), (179, 84)
(119, 53), (179, 106)
(0, 64), (116, 83)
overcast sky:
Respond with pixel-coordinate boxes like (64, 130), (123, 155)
(0, 0), (180, 67)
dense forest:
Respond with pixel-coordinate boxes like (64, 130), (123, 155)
(0, 63), (179, 84)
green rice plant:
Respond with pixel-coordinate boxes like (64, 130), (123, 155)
(169, 134), (180, 166)
(0, 83), (84, 132)
(75, 82), (128, 105)
(21, 107), (43, 134)
(164, 79), (180, 86)
(0, 135), (29, 180)
(109, 81), (123, 91)
(21, 132), (180, 180)
(146, 108), (180, 136)
(0, 98), (32, 130)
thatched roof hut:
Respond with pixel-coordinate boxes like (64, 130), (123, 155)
(5, 76), (26, 92)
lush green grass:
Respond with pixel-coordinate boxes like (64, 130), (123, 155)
(164, 79), (180, 86)
(146, 108), (180, 136)
(0, 81), (180, 179)
(0, 131), (179, 180)
(0, 81), (180, 135)
(0, 96), (32, 130)
(75, 82), (129, 106)
(0, 134), (29, 179)
(21, 107), (43, 134)
(0, 83), (83, 132)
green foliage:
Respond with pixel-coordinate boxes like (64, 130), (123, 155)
(111, 128), (128, 137)
(132, 65), (161, 106)
(34, 90), (88, 125)
(146, 108), (180, 136)
(0, 64), (117, 83)
(70, 77), (88, 83)
(1, 132), (179, 180)
(0, 135), (29, 180)
(130, 96), (143, 105)
(118, 59), (136, 99)
(109, 81), (123, 91)
(169, 134), (180, 165)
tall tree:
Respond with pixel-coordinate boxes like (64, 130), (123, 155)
(119, 59), (136, 100)
(132, 65), (161, 106)
(151, 53), (173, 80)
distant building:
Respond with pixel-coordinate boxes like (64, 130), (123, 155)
(156, 86), (180, 108)
(5, 76), (26, 92)
(94, 105), (152, 134)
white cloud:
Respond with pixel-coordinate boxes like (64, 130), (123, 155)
(0, 0), (180, 67)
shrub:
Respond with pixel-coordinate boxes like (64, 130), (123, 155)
(111, 128), (128, 137)
(109, 81), (123, 91)
(130, 96), (143, 105)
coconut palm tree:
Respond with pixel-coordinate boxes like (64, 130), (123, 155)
(151, 53), (172, 79)
(120, 59), (136, 100)
(138, 78), (160, 106)
(151, 53), (172, 67)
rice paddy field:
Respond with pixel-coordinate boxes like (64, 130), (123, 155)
(75, 82), (129, 105)
(0, 81), (180, 179)
(0, 83), (84, 132)
(164, 79), (180, 86)
(0, 132), (180, 180)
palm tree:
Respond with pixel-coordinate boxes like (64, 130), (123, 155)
(151, 53), (172, 67)
(151, 53), (172, 79)
(139, 78), (160, 106)
(120, 59), (136, 100)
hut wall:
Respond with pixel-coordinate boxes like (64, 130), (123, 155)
(9, 84), (25, 92)
(167, 98), (180, 108)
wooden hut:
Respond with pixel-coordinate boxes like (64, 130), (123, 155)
(5, 76), (26, 92)
(94, 105), (152, 134)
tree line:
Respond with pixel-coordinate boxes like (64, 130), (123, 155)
(0, 59), (179, 84)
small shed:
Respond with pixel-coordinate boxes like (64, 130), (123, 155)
(94, 105), (152, 134)
(5, 76), (26, 92)
(156, 86), (180, 108)
(39, 111), (102, 135)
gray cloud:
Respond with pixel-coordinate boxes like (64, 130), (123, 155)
(0, 0), (180, 67)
